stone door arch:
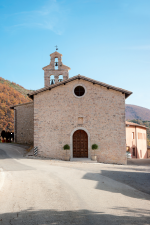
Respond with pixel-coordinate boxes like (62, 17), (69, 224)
(73, 130), (88, 158)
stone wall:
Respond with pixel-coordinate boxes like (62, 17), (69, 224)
(34, 79), (127, 164)
(14, 102), (34, 144)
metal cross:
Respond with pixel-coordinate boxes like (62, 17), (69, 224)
(55, 45), (58, 51)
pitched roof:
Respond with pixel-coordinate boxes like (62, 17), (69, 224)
(10, 101), (33, 109)
(50, 51), (62, 57)
(126, 121), (147, 129)
(42, 63), (70, 71)
(28, 74), (132, 99)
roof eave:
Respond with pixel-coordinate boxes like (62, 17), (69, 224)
(28, 75), (132, 99)
(10, 101), (33, 109)
(125, 92), (133, 99)
(126, 122), (147, 129)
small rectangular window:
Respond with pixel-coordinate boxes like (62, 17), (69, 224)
(138, 133), (143, 139)
(132, 132), (134, 139)
(78, 117), (83, 124)
(140, 150), (142, 158)
(132, 148), (135, 156)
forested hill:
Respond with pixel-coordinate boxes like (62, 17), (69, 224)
(126, 104), (150, 121)
(0, 77), (32, 132)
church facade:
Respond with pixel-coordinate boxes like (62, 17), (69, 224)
(11, 51), (132, 164)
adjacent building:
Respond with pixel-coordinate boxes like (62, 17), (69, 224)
(147, 146), (150, 158)
(10, 102), (34, 144)
(126, 121), (148, 159)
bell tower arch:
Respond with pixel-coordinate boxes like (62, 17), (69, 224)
(42, 51), (71, 87)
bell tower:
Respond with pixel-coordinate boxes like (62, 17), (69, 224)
(43, 51), (71, 87)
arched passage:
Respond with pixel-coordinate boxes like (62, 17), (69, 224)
(58, 75), (63, 82)
(73, 130), (88, 158)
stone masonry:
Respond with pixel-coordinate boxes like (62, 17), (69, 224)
(43, 51), (70, 87)
(34, 79), (127, 164)
(12, 102), (34, 144)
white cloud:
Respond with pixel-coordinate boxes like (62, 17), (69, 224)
(7, 0), (68, 35)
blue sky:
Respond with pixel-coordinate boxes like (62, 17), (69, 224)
(0, 0), (150, 109)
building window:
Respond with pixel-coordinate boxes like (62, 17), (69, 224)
(143, 133), (146, 140)
(132, 132), (134, 139)
(140, 150), (142, 158)
(132, 148), (135, 156)
(78, 117), (83, 125)
(55, 58), (58, 70)
(58, 75), (63, 82)
(138, 133), (143, 139)
(50, 75), (55, 85)
(74, 86), (85, 97)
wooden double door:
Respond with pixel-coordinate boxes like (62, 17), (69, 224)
(73, 130), (88, 158)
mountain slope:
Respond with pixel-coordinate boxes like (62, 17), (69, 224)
(0, 77), (33, 98)
(125, 104), (150, 121)
(0, 77), (32, 132)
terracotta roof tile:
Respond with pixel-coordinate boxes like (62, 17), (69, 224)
(126, 121), (147, 129)
(10, 101), (33, 109)
(28, 75), (132, 99)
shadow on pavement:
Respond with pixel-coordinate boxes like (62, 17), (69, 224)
(127, 159), (150, 165)
(82, 170), (150, 200)
(0, 208), (149, 225)
(104, 166), (150, 172)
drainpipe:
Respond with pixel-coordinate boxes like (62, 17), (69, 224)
(146, 128), (148, 158)
(14, 109), (17, 143)
(135, 126), (137, 158)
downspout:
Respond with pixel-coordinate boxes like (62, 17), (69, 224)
(14, 109), (17, 143)
(135, 126), (137, 158)
(146, 128), (148, 158)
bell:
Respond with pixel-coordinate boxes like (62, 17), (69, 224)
(55, 62), (58, 66)
(51, 79), (54, 85)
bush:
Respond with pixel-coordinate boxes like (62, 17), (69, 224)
(63, 144), (70, 150)
(92, 144), (98, 150)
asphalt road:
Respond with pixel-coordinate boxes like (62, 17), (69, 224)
(0, 143), (150, 225)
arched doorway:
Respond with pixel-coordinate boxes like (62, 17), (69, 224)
(73, 130), (88, 158)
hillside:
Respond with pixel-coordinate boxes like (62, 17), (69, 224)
(0, 77), (33, 98)
(0, 77), (32, 132)
(125, 104), (150, 121)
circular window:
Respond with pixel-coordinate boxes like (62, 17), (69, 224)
(74, 86), (85, 97)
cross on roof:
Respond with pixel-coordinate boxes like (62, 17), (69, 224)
(55, 45), (58, 51)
